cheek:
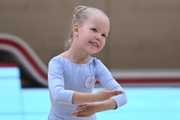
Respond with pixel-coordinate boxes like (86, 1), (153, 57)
(101, 40), (106, 48)
(79, 37), (89, 47)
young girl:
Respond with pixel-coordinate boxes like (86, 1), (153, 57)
(48, 5), (127, 120)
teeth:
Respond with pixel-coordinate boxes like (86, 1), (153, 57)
(92, 43), (98, 47)
(90, 42), (98, 47)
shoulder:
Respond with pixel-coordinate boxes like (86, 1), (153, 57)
(49, 55), (63, 63)
(91, 57), (106, 68)
(91, 57), (111, 79)
(48, 55), (67, 68)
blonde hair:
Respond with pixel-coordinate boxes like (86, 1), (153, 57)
(65, 5), (109, 50)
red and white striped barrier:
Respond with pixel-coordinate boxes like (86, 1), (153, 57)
(0, 33), (180, 87)
(0, 33), (48, 86)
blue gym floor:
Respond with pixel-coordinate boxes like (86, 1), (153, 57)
(0, 67), (180, 120)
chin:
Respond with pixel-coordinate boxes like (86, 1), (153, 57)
(87, 48), (101, 55)
(90, 50), (100, 55)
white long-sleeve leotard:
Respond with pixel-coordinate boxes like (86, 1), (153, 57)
(48, 55), (127, 120)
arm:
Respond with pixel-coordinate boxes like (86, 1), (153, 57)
(72, 89), (123, 104)
(72, 86), (127, 117)
(73, 59), (128, 117)
(48, 57), (123, 104)
(48, 57), (74, 104)
(96, 59), (128, 108)
(94, 98), (118, 111)
(72, 98), (118, 117)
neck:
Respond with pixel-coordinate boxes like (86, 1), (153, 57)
(61, 47), (91, 64)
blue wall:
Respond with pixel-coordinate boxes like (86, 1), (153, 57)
(0, 67), (180, 120)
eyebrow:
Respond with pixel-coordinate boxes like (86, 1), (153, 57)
(92, 26), (108, 35)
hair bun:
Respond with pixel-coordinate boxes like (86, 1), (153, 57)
(74, 5), (88, 14)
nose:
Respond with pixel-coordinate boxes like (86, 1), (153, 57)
(95, 35), (100, 41)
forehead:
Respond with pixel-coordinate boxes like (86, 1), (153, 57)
(86, 11), (110, 32)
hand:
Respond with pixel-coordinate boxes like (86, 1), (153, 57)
(95, 89), (123, 101)
(72, 103), (97, 117)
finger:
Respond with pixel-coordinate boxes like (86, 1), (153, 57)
(72, 110), (83, 115)
(77, 104), (87, 107)
(76, 107), (84, 111)
(76, 104), (87, 111)
(113, 90), (124, 95)
(75, 112), (87, 117)
(118, 90), (124, 94)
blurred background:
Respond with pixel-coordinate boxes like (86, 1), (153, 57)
(0, 0), (180, 120)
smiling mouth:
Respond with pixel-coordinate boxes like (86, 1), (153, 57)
(89, 41), (98, 47)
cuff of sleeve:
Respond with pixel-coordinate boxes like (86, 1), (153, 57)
(55, 90), (75, 104)
(111, 93), (127, 109)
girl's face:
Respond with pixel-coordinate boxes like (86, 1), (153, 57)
(75, 12), (110, 55)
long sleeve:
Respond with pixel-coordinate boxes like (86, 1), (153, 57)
(95, 59), (127, 108)
(48, 57), (74, 104)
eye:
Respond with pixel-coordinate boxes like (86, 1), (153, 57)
(102, 34), (107, 38)
(91, 28), (97, 32)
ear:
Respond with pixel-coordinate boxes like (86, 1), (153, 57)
(73, 24), (79, 37)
